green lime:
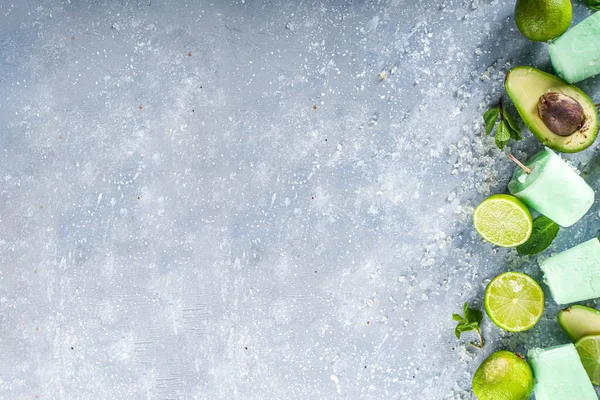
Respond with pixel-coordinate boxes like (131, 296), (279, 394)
(575, 335), (600, 385)
(484, 272), (544, 332)
(473, 194), (533, 247)
(472, 351), (534, 400)
(515, 0), (572, 42)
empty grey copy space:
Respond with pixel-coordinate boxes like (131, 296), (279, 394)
(2, 0), (600, 399)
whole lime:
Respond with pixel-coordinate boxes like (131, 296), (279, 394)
(515, 0), (572, 42)
(472, 351), (533, 400)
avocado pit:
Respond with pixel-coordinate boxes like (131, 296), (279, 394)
(538, 92), (585, 137)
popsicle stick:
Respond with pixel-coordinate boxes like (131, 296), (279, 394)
(509, 154), (531, 174)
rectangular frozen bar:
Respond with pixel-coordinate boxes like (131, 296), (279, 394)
(528, 344), (596, 400)
(508, 147), (594, 227)
(548, 12), (600, 83)
(541, 238), (600, 305)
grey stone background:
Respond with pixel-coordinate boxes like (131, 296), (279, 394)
(2, 0), (600, 399)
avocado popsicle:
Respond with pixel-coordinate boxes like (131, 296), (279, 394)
(528, 344), (596, 400)
(549, 12), (600, 83)
(508, 147), (594, 227)
(541, 238), (600, 305)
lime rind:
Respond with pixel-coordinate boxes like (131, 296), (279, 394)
(473, 194), (533, 247)
(484, 272), (544, 332)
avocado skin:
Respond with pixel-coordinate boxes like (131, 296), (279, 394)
(558, 305), (600, 342)
(505, 66), (598, 153)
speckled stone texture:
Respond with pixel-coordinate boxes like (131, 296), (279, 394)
(2, 0), (600, 399)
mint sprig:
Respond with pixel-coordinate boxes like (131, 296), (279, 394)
(453, 302), (484, 349)
(483, 98), (522, 150)
(517, 216), (560, 255)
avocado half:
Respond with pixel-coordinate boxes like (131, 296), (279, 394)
(558, 305), (600, 342)
(505, 66), (598, 153)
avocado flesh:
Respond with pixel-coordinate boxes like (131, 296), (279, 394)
(505, 66), (598, 153)
(558, 305), (600, 341)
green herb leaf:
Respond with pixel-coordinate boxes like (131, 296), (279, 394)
(465, 307), (483, 326)
(454, 322), (479, 339)
(586, 0), (600, 10)
(517, 216), (560, 255)
(456, 323), (472, 333)
(507, 124), (521, 141)
(503, 111), (522, 141)
(452, 302), (484, 348)
(483, 107), (500, 136)
(452, 313), (466, 322)
(464, 322), (480, 330)
(495, 120), (510, 150)
(455, 323), (477, 335)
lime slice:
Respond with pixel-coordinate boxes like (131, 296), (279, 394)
(473, 194), (533, 247)
(484, 272), (544, 332)
(575, 335), (600, 385)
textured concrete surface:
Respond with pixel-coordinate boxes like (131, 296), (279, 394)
(2, 0), (600, 399)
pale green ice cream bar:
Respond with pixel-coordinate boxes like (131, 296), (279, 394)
(508, 147), (594, 227)
(528, 343), (596, 400)
(541, 238), (600, 304)
(548, 12), (600, 83)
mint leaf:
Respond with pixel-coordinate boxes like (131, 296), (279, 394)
(452, 313), (466, 322)
(465, 307), (483, 325)
(507, 124), (521, 141)
(453, 302), (484, 348)
(503, 111), (522, 141)
(495, 121), (510, 150)
(463, 322), (480, 330)
(455, 323), (471, 334)
(455, 323), (479, 338)
(586, 0), (600, 10)
(517, 216), (560, 255)
(483, 107), (500, 136)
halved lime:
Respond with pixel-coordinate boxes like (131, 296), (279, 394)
(484, 272), (544, 332)
(473, 194), (533, 247)
(575, 335), (600, 385)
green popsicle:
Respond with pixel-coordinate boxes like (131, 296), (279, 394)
(528, 344), (596, 400)
(508, 147), (594, 227)
(541, 238), (600, 305)
(548, 12), (600, 83)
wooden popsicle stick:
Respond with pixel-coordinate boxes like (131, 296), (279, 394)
(509, 154), (531, 174)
